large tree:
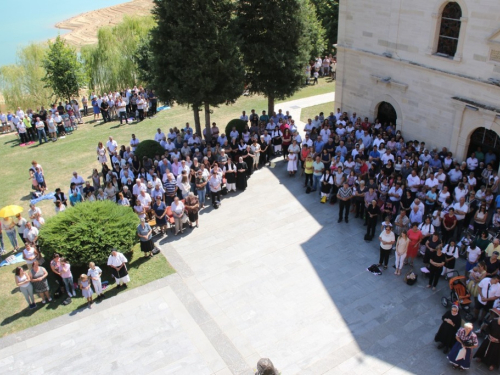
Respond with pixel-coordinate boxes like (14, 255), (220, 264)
(310, 0), (339, 51)
(42, 36), (85, 102)
(148, 0), (244, 139)
(236, 0), (323, 115)
(81, 16), (155, 93)
(0, 43), (55, 109)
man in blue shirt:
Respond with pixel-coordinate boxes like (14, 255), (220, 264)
(335, 141), (348, 158)
(369, 146), (381, 169)
(360, 130), (372, 151)
(428, 154), (442, 172)
(69, 191), (83, 206)
(314, 136), (325, 155)
(260, 111), (269, 125)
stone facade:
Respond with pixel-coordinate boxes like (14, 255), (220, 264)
(336, 0), (500, 161)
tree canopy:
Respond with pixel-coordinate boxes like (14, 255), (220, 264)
(236, 0), (325, 115)
(0, 43), (55, 109)
(147, 0), (244, 138)
(81, 16), (155, 93)
(310, 0), (339, 50)
(42, 36), (85, 102)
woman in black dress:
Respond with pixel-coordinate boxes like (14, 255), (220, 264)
(242, 146), (254, 177)
(427, 244), (446, 290)
(474, 315), (500, 371)
(423, 232), (442, 267)
(236, 157), (248, 191)
(434, 304), (461, 353)
(224, 158), (237, 192)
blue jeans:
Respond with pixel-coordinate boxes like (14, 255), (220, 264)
(197, 189), (206, 206)
(205, 183), (210, 197)
(190, 183), (197, 196)
(5, 230), (17, 249)
(0, 234), (4, 251)
(465, 261), (477, 274)
(312, 174), (321, 192)
(63, 276), (75, 295)
(37, 129), (47, 144)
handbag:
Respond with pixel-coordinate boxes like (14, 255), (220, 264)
(181, 213), (189, 224)
(466, 280), (479, 297)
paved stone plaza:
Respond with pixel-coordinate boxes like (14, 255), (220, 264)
(0, 94), (493, 374)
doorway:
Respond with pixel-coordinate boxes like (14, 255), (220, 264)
(467, 127), (500, 169)
(376, 102), (397, 128)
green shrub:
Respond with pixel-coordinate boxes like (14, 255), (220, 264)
(134, 139), (165, 161)
(39, 200), (140, 267)
(224, 119), (247, 141)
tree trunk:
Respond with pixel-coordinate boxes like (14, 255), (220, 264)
(204, 102), (212, 143)
(268, 95), (275, 118)
(193, 105), (201, 136)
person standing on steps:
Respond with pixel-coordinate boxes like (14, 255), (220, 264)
(337, 182), (353, 223)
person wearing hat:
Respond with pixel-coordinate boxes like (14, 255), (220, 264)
(434, 303), (462, 354)
(107, 249), (130, 288)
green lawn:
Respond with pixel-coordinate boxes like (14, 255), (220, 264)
(0, 79), (333, 336)
(300, 101), (335, 123)
(0, 244), (174, 337)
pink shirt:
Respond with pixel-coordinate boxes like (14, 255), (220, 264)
(60, 263), (72, 278)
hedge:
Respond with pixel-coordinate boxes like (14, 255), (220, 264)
(38, 200), (140, 267)
(224, 119), (247, 141)
(134, 139), (166, 161)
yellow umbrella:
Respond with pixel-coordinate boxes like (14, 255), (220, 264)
(0, 205), (24, 218)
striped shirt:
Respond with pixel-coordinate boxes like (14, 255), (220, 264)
(337, 187), (353, 199)
(163, 180), (177, 196)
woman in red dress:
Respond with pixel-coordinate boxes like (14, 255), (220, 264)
(282, 128), (292, 161)
(406, 222), (423, 267)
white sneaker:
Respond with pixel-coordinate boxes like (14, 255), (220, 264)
(72, 291), (76, 297)
(68, 292), (72, 298)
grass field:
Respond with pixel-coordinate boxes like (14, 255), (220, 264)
(0, 244), (174, 337)
(0, 78), (334, 336)
(300, 101), (336, 123)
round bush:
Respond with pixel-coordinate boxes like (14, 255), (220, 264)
(225, 119), (247, 140)
(38, 200), (140, 267)
(134, 139), (165, 161)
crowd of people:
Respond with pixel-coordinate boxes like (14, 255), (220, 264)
(6, 82), (500, 370)
(0, 86), (158, 146)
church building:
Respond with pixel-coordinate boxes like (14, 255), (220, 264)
(336, 0), (500, 162)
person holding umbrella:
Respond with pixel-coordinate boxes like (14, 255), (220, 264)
(0, 204), (24, 251)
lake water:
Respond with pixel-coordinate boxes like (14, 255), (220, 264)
(0, 0), (127, 66)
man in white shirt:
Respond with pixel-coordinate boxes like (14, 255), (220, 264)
(106, 136), (118, 154)
(407, 170), (421, 194)
(334, 108), (342, 121)
(388, 183), (403, 204)
(133, 179), (147, 198)
(137, 190), (152, 208)
(117, 98), (128, 124)
(240, 111), (248, 123)
(380, 149), (395, 165)
(410, 198), (425, 215)
(71, 172), (85, 193)
(130, 134), (140, 152)
(474, 275), (500, 323)
(303, 119), (314, 135)
(311, 116), (321, 129)
(453, 196), (468, 235)
(154, 128), (165, 143)
(424, 173), (439, 189)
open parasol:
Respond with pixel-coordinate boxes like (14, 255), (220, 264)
(0, 205), (24, 218)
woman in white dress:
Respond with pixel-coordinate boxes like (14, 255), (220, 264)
(287, 152), (298, 175)
(96, 142), (107, 165)
(107, 249), (130, 288)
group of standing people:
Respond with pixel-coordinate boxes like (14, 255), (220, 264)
(291, 107), (500, 371)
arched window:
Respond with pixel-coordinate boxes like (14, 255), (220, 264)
(437, 2), (462, 57)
